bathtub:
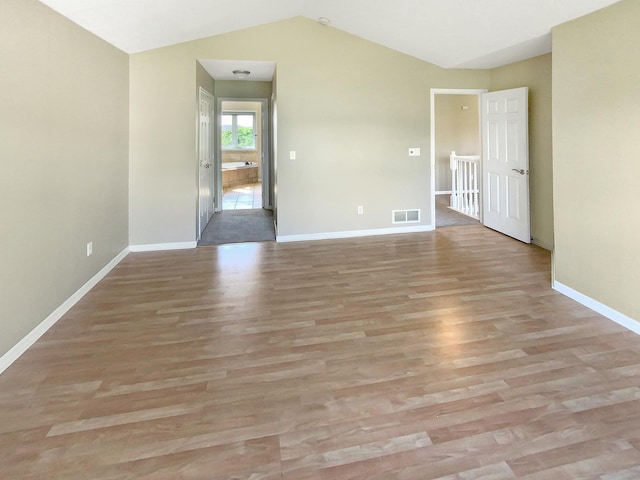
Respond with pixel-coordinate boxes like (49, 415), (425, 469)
(222, 161), (257, 170)
(222, 162), (259, 188)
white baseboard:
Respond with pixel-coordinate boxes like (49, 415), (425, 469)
(277, 225), (434, 243)
(129, 241), (197, 252)
(553, 281), (640, 335)
(532, 238), (554, 252)
(0, 247), (130, 375)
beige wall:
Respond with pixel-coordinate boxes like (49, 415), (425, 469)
(215, 80), (272, 99)
(490, 54), (553, 250)
(0, 0), (129, 356)
(196, 60), (215, 96)
(552, 0), (640, 323)
(434, 95), (480, 192)
(129, 17), (490, 243)
(129, 47), (195, 245)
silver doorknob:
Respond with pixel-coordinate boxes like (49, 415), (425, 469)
(512, 168), (527, 175)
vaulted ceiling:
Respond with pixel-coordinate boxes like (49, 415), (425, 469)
(39, 0), (619, 69)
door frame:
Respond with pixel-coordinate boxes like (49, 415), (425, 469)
(430, 88), (487, 229)
(197, 86), (215, 240)
(215, 97), (271, 211)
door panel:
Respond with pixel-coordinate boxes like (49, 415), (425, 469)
(506, 97), (519, 113)
(481, 87), (530, 243)
(487, 172), (500, 214)
(506, 176), (521, 220)
(506, 121), (519, 161)
(198, 88), (214, 237)
(488, 99), (499, 114)
(488, 121), (499, 159)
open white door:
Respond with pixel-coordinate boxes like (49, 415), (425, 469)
(198, 87), (214, 237)
(481, 87), (530, 243)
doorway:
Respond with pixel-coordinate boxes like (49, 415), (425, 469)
(430, 88), (486, 229)
(197, 96), (275, 246)
(216, 99), (270, 212)
(430, 87), (531, 243)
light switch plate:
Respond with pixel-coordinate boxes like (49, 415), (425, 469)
(409, 148), (420, 157)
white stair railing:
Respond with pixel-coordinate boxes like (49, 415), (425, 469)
(450, 151), (480, 219)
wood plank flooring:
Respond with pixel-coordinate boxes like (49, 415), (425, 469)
(2, 225), (640, 479)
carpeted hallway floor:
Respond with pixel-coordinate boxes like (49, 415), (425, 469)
(198, 209), (276, 246)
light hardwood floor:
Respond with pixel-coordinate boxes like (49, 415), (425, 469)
(2, 225), (640, 479)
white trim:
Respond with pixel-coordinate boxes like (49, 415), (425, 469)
(129, 242), (197, 252)
(277, 225), (434, 243)
(435, 190), (452, 195)
(0, 247), (130, 375)
(532, 238), (554, 251)
(553, 281), (640, 336)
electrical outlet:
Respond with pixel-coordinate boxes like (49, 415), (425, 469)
(357, 206), (364, 215)
(289, 150), (296, 160)
(87, 242), (93, 256)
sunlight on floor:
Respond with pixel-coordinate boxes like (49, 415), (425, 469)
(222, 183), (262, 210)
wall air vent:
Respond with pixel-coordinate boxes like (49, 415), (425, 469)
(392, 209), (420, 224)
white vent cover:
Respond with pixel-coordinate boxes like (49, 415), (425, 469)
(392, 209), (420, 224)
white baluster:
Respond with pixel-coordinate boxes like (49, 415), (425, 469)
(447, 152), (480, 220)
(471, 163), (479, 217)
(450, 151), (457, 209)
(461, 161), (466, 214)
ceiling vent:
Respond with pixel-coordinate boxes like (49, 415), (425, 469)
(392, 209), (420, 224)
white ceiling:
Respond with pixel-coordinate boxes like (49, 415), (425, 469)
(199, 59), (276, 82)
(39, 0), (619, 70)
